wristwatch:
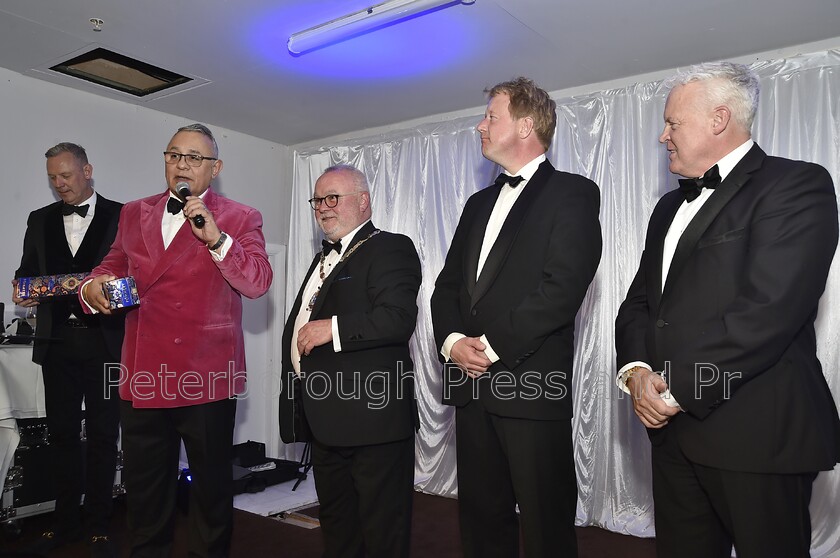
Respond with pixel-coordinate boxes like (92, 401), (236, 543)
(208, 232), (228, 251)
(619, 366), (644, 387)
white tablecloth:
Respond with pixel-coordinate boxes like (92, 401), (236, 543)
(0, 344), (45, 420)
(0, 344), (46, 494)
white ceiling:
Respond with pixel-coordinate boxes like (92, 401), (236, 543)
(1, 0), (839, 146)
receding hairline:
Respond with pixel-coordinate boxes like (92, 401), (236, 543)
(172, 123), (219, 158)
(44, 142), (89, 167)
(319, 164), (369, 193)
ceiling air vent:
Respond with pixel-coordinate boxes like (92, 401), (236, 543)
(49, 47), (191, 97)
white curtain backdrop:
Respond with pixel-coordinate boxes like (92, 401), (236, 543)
(284, 49), (840, 554)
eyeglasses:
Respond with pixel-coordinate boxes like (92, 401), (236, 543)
(307, 192), (362, 210)
(163, 151), (218, 167)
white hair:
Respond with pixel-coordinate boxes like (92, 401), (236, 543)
(665, 62), (760, 131)
(321, 164), (369, 193)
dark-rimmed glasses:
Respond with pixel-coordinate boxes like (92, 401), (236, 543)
(163, 151), (218, 167)
(308, 192), (362, 210)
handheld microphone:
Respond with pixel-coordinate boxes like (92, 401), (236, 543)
(177, 182), (205, 228)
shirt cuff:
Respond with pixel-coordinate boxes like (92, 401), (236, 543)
(478, 334), (500, 364)
(209, 234), (233, 261)
(331, 316), (342, 352)
(616, 361), (651, 394)
(617, 361), (682, 409)
(660, 388), (681, 409)
(80, 278), (99, 314)
(441, 332), (466, 361)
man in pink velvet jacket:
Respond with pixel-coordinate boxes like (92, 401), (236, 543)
(81, 123), (272, 558)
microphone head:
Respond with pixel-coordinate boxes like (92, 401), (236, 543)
(174, 181), (205, 228)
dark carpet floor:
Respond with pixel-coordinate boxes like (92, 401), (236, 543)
(1, 491), (656, 557)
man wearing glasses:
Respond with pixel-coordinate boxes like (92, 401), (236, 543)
(280, 165), (421, 558)
(81, 123), (272, 557)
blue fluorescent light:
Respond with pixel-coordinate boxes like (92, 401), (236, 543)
(249, 2), (479, 80)
(288, 0), (475, 55)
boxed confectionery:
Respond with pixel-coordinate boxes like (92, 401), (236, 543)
(15, 273), (87, 299)
(103, 276), (141, 309)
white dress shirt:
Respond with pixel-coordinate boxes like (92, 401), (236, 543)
(64, 191), (97, 319)
(64, 191), (97, 256)
(290, 220), (371, 376)
(441, 154), (546, 364)
(82, 190), (232, 313)
(618, 139), (755, 407)
(162, 191), (232, 259)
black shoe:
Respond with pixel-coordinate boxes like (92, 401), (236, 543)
(23, 530), (74, 556)
(89, 535), (116, 558)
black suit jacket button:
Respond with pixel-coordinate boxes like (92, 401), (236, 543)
(471, 309), (477, 316)
(656, 319), (667, 328)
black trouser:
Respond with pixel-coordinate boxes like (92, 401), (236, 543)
(311, 435), (415, 558)
(42, 324), (120, 538)
(652, 430), (817, 558)
(455, 399), (578, 558)
(120, 398), (237, 558)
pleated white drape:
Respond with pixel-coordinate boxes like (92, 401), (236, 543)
(284, 49), (840, 553)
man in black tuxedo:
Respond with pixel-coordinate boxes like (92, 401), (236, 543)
(615, 62), (840, 558)
(280, 165), (421, 558)
(13, 142), (123, 557)
(430, 77), (602, 557)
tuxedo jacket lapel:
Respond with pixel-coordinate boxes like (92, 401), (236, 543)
(662, 144), (765, 301)
(471, 161), (553, 308)
(44, 204), (72, 269)
(464, 187), (500, 297)
(282, 252), (320, 357)
(75, 202), (112, 265)
(311, 221), (376, 318)
(295, 253), (321, 313)
(140, 194), (166, 272)
(142, 192), (200, 291)
(646, 195), (683, 308)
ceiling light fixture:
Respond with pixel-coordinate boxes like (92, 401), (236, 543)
(49, 47), (192, 97)
(288, 0), (475, 55)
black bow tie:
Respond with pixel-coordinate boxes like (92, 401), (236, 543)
(61, 203), (89, 217)
(167, 197), (185, 215)
(322, 239), (342, 256)
(678, 165), (721, 203)
(494, 173), (525, 188)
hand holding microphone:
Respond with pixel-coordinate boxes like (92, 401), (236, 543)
(177, 182), (205, 228)
(175, 182), (225, 250)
